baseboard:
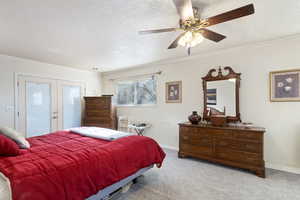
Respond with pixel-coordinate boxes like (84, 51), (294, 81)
(160, 145), (178, 152)
(160, 144), (300, 175)
(266, 163), (300, 175)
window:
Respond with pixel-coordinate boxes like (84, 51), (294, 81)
(116, 77), (157, 106)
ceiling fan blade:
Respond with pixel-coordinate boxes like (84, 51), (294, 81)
(173, 0), (194, 21)
(168, 32), (186, 49)
(204, 4), (255, 27)
(200, 28), (226, 42)
(139, 28), (177, 35)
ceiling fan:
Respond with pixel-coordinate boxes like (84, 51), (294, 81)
(139, 0), (255, 55)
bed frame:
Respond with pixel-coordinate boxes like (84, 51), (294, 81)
(87, 165), (154, 200)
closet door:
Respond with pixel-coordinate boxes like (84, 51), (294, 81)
(57, 81), (85, 130)
(18, 76), (58, 137)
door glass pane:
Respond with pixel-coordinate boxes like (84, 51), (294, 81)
(63, 85), (81, 129)
(26, 82), (51, 137)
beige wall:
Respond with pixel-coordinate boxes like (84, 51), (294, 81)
(102, 35), (300, 173)
(0, 54), (102, 129)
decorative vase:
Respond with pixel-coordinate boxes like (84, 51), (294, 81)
(188, 111), (201, 124)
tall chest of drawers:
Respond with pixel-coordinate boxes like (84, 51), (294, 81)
(179, 123), (265, 177)
(83, 96), (117, 130)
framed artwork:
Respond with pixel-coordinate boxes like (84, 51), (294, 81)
(207, 88), (217, 105)
(270, 69), (300, 102)
(166, 81), (182, 103)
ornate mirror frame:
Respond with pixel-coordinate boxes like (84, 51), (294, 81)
(202, 66), (241, 122)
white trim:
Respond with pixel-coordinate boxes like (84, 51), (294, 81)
(14, 72), (87, 84)
(14, 72), (87, 133)
(160, 144), (300, 175)
(266, 162), (300, 175)
(160, 144), (179, 152)
(14, 73), (19, 130)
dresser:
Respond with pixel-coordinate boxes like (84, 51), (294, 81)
(83, 96), (117, 130)
(178, 123), (266, 178)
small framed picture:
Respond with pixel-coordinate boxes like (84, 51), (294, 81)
(166, 81), (182, 103)
(270, 69), (300, 102)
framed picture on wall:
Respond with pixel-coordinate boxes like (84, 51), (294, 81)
(270, 69), (300, 102)
(166, 81), (182, 103)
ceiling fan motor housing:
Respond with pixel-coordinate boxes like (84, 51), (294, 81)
(180, 18), (209, 31)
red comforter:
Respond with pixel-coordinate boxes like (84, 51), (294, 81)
(0, 131), (165, 200)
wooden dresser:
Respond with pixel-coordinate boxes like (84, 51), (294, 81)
(179, 123), (266, 177)
(83, 96), (117, 130)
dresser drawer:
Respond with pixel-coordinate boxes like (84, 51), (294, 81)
(85, 98), (110, 105)
(206, 129), (233, 138)
(180, 127), (211, 137)
(216, 139), (262, 153)
(181, 143), (213, 156)
(181, 134), (212, 146)
(234, 131), (262, 141)
(84, 117), (112, 124)
(86, 103), (110, 110)
(85, 110), (111, 117)
(238, 141), (262, 153)
(216, 149), (262, 165)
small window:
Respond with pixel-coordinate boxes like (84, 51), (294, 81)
(116, 77), (157, 106)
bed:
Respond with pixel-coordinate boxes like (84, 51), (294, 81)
(0, 129), (165, 200)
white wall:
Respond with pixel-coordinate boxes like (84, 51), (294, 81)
(102, 35), (300, 172)
(0, 54), (102, 129)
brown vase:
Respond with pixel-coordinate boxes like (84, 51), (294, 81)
(188, 111), (201, 125)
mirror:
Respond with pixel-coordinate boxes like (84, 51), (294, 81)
(207, 79), (236, 116)
(202, 67), (241, 122)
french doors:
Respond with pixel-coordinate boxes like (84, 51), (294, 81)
(17, 75), (85, 137)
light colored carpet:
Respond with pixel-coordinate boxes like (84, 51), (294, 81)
(119, 149), (300, 200)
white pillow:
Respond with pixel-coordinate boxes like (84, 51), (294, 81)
(0, 127), (30, 149)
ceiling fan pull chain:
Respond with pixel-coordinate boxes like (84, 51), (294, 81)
(188, 47), (191, 56)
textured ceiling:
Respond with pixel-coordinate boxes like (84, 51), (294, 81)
(0, 0), (300, 71)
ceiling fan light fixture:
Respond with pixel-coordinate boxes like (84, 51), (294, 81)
(178, 31), (192, 47)
(190, 32), (204, 47)
(178, 31), (204, 48)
